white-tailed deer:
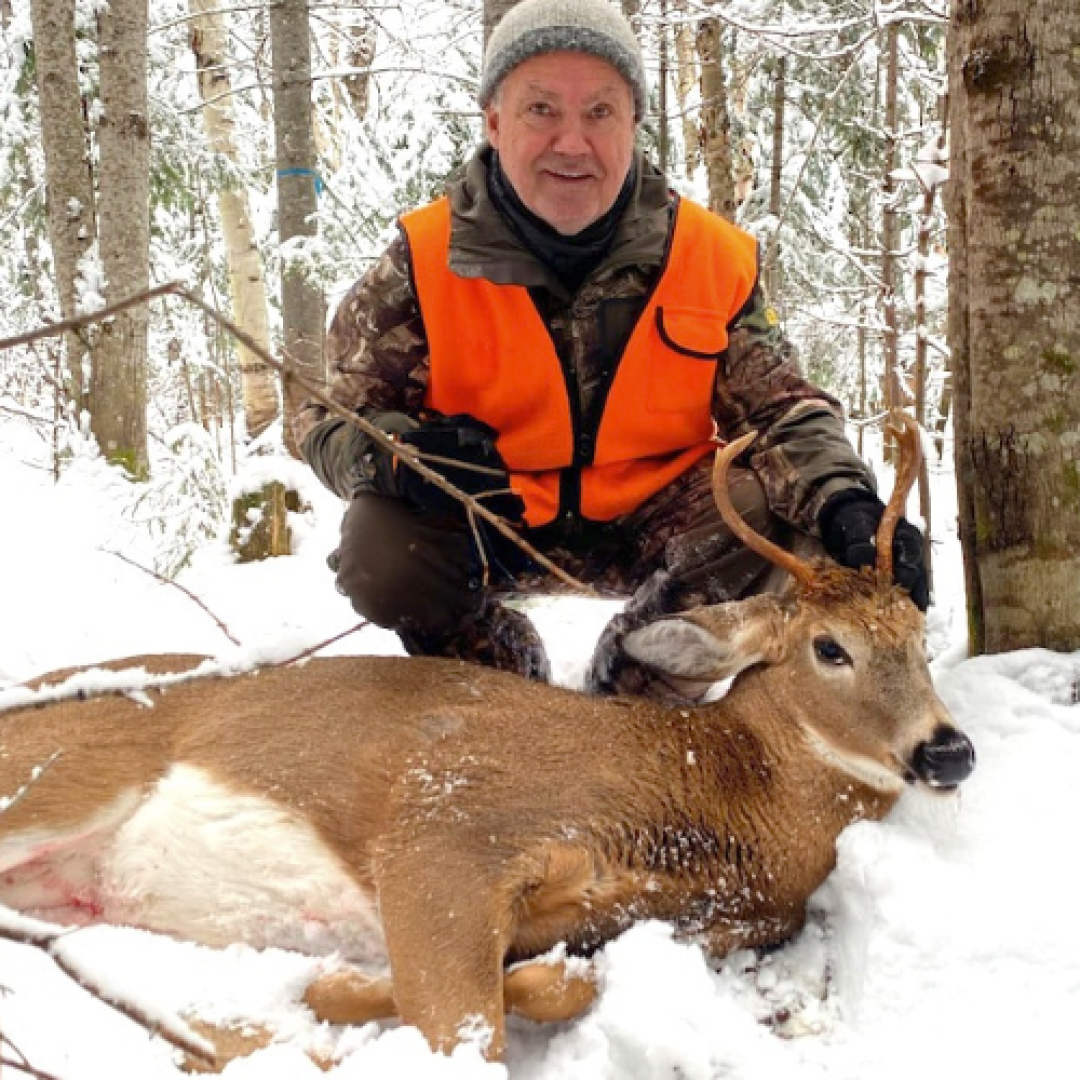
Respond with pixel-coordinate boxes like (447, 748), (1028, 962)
(0, 415), (973, 1064)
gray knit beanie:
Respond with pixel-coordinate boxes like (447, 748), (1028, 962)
(479, 0), (647, 121)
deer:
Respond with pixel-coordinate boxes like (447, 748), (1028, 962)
(0, 413), (974, 1065)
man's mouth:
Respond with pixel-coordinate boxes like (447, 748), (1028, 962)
(542, 166), (597, 183)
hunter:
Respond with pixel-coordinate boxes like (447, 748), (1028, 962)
(295, 0), (928, 694)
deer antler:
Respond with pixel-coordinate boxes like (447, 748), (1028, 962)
(875, 410), (923, 582)
(711, 433), (818, 589)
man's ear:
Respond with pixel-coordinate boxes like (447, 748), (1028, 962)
(622, 595), (789, 685)
(484, 103), (500, 146)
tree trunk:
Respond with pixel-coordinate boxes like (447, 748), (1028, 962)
(914, 100), (946, 434)
(338, 16), (375, 123)
(190, 0), (277, 440)
(270, 0), (324, 458)
(880, 23), (901, 416)
(29, 0), (96, 409)
(947, 0), (1080, 653)
(672, 1), (699, 177)
(657, 0), (669, 170)
(230, 481), (301, 562)
(696, 18), (737, 221)
(92, 0), (150, 477)
(764, 53), (787, 298)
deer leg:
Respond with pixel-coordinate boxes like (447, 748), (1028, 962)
(695, 907), (807, 960)
(303, 969), (396, 1025)
(376, 858), (512, 1060)
(303, 957), (596, 1030)
(505, 958), (598, 1023)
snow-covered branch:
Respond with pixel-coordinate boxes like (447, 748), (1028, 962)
(0, 908), (217, 1067)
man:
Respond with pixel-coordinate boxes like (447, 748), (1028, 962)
(295, 0), (927, 694)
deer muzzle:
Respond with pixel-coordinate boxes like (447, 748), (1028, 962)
(911, 724), (976, 791)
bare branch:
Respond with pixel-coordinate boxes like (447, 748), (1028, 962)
(1, 1033), (62, 1080)
(0, 283), (180, 353)
(106, 550), (243, 647)
(0, 912), (217, 1067)
(283, 621), (370, 664)
(0, 282), (593, 596)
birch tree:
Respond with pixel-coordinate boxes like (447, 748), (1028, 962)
(190, 0), (276, 439)
(948, 0), (1080, 652)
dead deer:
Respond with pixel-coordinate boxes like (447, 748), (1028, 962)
(0, 414), (973, 1063)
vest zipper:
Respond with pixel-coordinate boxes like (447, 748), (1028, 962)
(531, 288), (587, 522)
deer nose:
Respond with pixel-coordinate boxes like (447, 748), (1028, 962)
(913, 725), (976, 790)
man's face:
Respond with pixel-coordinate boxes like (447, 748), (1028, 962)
(485, 51), (637, 236)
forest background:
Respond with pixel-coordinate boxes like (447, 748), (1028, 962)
(1, 0), (1079, 650)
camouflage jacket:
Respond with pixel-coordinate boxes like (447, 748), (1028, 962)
(295, 146), (875, 534)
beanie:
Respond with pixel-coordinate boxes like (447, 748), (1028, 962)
(479, 0), (647, 121)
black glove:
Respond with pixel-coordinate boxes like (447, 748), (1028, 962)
(819, 490), (930, 611)
(371, 412), (525, 522)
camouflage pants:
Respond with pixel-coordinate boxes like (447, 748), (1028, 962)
(332, 456), (816, 690)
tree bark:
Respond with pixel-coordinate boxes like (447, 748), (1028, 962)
(270, 0), (324, 458)
(92, 0), (150, 477)
(914, 99), (946, 435)
(696, 18), (737, 221)
(657, 0), (669, 170)
(947, 0), (1080, 653)
(672, 1), (699, 177)
(338, 16), (375, 123)
(190, 0), (277, 439)
(29, 0), (97, 409)
(763, 53), (787, 298)
(880, 23), (901, 415)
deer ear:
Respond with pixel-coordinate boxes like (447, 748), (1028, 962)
(622, 596), (789, 684)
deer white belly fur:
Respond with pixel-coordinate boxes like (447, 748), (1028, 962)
(1, 764), (387, 963)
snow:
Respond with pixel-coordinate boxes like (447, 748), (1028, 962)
(2, 418), (1080, 1079)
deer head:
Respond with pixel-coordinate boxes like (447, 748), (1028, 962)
(624, 412), (975, 795)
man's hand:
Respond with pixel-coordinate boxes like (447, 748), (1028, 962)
(820, 490), (929, 610)
(369, 412), (525, 522)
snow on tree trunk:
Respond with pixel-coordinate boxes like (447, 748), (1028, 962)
(270, 0), (324, 459)
(29, 0), (96, 410)
(190, 0), (277, 440)
(947, 0), (1080, 653)
(92, 0), (150, 478)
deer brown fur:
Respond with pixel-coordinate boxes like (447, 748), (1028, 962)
(0, 415), (974, 1063)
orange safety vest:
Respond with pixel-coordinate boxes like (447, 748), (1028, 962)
(401, 196), (760, 527)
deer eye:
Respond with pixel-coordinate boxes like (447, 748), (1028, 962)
(813, 636), (852, 667)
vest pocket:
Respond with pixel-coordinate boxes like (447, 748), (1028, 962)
(650, 306), (727, 413)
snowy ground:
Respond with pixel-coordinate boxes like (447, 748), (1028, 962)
(2, 417), (1079, 1080)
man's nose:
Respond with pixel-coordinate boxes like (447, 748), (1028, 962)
(550, 118), (590, 155)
